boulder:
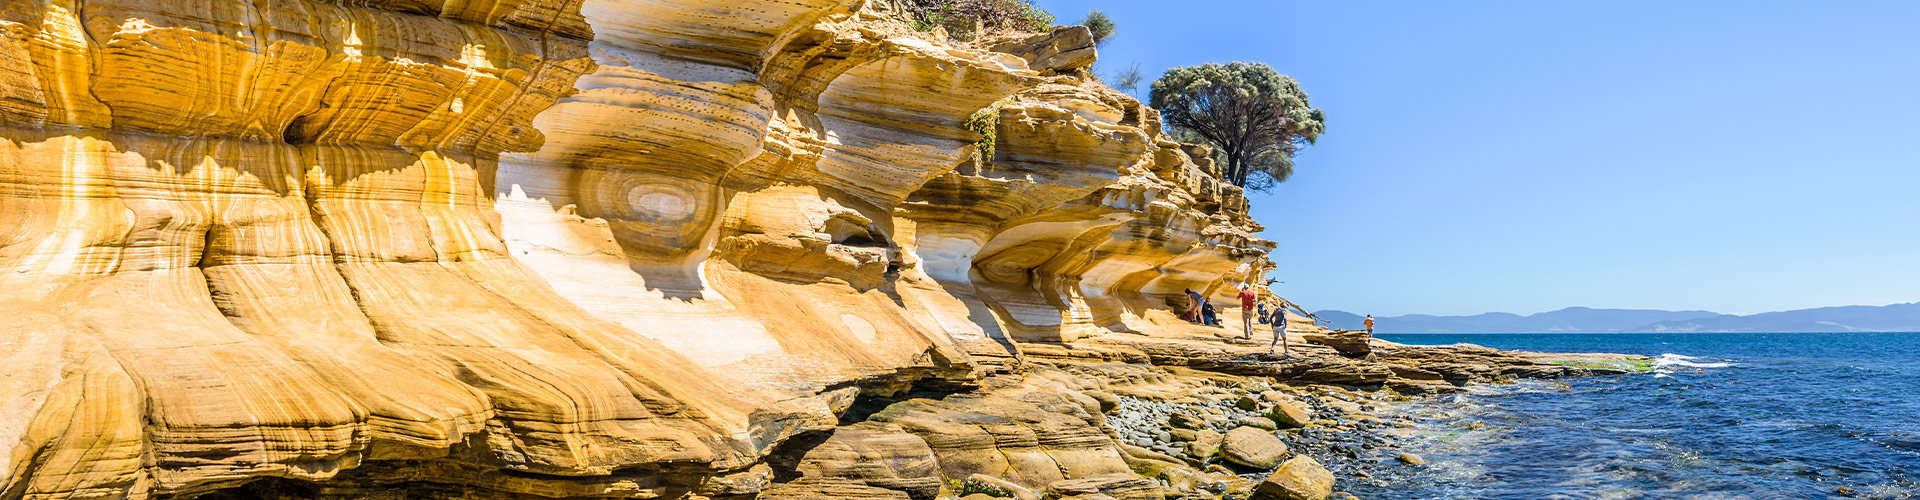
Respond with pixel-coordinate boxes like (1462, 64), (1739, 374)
(1266, 400), (1311, 429)
(983, 26), (1098, 74)
(1235, 396), (1261, 411)
(1169, 412), (1207, 430)
(1118, 453), (1184, 479)
(1301, 330), (1372, 357)
(1044, 475), (1164, 500)
(1397, 452), (1425, 466)
(1238, 416), (1278, 430)
(1185, 430), (1223, 459)
(1252, 456), (1334, 500)
(1158, 464), (1212, 492)
(1221, 427), (1289, 469)
(1085, 390), (1121, 413)
(1121, 444), (1184, 465)
(1169, 428), (1198, 442)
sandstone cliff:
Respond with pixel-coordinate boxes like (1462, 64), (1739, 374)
(0, 1), (1615, 499)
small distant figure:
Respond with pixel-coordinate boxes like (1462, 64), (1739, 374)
(1272, 307), (1290, 356)
(1237, 284), (1258, 340)
(1364, 314), (1375, 334)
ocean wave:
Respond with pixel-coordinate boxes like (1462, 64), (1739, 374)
(1654, 353), (1733, 370)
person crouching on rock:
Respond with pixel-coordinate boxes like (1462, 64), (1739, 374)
(1183, 288), (1203, 322)
(1238, 284), (1258, 340)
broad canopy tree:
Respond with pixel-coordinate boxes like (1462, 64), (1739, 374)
(1149, 62), (1325, 190)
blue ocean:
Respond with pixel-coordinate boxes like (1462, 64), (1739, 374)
(1354, 333), (1920, 500)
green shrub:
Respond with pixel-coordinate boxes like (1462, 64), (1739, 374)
(899, 0), (1054, 37)
(956, 477), (1011, 497)
(1081, 9), (1114, 44)
(965, 100), (1004, 163)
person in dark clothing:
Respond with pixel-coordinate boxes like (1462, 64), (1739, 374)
(1201, 300), (1219, 326)
(1271, 307), (1291, 356)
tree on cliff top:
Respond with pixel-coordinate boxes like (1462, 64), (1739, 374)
(1081, 10), (1115, 45)
(1149, 62), (1325, 190)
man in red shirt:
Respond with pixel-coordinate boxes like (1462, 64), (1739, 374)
(1237, 284), (1258, 340)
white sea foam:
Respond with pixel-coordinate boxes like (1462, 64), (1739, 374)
(1653, 353), (1733, 371)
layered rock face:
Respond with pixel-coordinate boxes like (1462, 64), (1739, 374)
(5, 0), (1672, 499)
(0, 0), (1299, 498)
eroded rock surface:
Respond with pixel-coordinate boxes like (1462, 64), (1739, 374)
(0, 1), (1644, 499)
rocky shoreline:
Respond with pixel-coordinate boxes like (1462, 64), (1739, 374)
(756, 332), (1656, 500)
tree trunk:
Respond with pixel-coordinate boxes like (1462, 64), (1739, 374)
(1227, 149), (1248, 187)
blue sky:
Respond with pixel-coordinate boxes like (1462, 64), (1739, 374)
(1034, 0), (1920, 315)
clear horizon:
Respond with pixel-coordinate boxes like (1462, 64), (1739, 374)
(1040, 0), (1920, 316)
(1317, 299), (1920, 318)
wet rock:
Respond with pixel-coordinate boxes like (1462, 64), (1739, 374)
(1396, 452), (1424, 466)
(1235, 396), (1261, 411)
(1222, 427), (1289, 469)
(1253, 456), (1334, 500)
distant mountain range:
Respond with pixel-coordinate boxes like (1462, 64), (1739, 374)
(1315, 302), (1920, 333)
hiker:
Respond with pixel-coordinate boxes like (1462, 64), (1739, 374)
(1201, 299), (1219, 326)
(1272, 307), (1290, 355)
(1182, 288), (1203, 322)
(1237, 284), (1258, 339)
(1364, 314), (1375, 334)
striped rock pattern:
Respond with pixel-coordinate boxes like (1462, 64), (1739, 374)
(1, 0), (1273, 497)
